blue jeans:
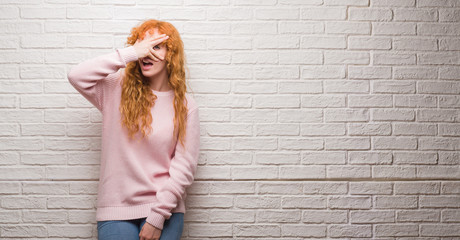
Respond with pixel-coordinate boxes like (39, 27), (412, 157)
(97, 213), (184, 240)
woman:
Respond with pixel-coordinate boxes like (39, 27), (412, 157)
(67, 19), (200, 240)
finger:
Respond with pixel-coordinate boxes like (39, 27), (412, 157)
(139, 228), (144, 240)
(148, 52), (160, 62)
(148, 34), (166, 41)
(154, 33), (167, 38)
(148, 51), (161, 62)
(150, 35), (169, 44)
(153, 51), (164, 61)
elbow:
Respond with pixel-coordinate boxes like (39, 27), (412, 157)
(67, 67), (75, 83)
(67, 67), (80, 89)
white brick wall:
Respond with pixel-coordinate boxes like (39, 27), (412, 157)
(1, 0), (460, 239)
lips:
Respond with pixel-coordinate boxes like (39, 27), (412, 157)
(141, 57), (154, 71)
(142, 58), (154, 64)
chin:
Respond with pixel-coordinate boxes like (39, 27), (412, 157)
(141, 71), (162, 79)
(141, 69), (157, 75)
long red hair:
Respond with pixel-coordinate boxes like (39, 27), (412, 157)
(119, 19), (190, 148)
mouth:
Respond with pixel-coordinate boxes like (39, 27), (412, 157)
(140, 58), (154, 70)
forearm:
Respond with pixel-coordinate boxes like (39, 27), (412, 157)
(67, 46), (138, 111)
(146, 107), (201, 230)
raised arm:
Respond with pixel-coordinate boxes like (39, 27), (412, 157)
(66, 46), (139, 112)
(146, 107), (201, 230)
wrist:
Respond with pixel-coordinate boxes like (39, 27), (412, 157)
(118, 46), (139, 65)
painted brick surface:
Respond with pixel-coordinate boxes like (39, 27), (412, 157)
(1, 0), (459, 239)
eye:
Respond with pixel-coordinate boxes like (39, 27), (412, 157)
(153, 45), (160, 50)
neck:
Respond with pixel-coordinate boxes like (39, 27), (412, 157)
(146, 68), (171, 91)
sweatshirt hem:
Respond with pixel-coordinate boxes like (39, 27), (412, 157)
(96, 199), (186, 222)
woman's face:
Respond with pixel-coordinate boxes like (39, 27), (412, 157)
(138, 28), (168, 78)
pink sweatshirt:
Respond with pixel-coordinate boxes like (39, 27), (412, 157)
(66, 45), (200, 230)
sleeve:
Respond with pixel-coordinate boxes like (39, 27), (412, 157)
(66, 45), (139, 112)
(145, 107), (201, 230)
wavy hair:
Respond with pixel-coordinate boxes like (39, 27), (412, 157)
(119, 19), (190, 148)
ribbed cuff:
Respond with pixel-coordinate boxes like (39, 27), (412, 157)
(117, 45), (139, 66)
(145, 211), (166, 230)
(145, 191), (179, 230)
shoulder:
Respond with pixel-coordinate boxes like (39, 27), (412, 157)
(185, 92), (198, 115)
